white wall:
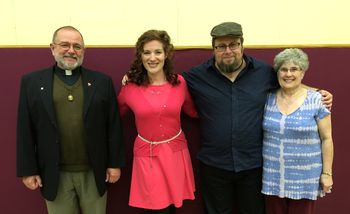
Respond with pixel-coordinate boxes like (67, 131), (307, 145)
(1, 0), (349, 47)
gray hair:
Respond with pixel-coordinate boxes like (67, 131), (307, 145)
(273, 48), (309, 72)
(52, 26), (84, 45)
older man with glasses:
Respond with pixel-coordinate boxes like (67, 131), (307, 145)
(16, 26), (125, 214)
(182, 22), (333, 214)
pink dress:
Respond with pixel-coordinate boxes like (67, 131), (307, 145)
(118, 75), (197, 209)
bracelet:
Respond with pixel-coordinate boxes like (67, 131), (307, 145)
(322, 172), (333, 176)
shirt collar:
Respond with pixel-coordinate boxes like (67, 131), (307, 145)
(54, 64), (81, 77)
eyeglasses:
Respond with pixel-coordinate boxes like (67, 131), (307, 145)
(54, 42), (84, 51)
(279, 67), (301, 73)
(214, 43), (241, 52)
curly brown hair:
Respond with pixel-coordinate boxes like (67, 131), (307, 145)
(126, 30), (179, 86)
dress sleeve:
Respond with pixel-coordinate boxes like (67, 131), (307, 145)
(180, 75), (198, 118)
(117, 85), (130, 116)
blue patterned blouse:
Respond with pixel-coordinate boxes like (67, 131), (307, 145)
(262, 90), (330, 200)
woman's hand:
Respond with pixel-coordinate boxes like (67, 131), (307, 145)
(320, 173), (333, 193)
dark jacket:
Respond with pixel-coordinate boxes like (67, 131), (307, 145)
(16, 66), (125, 201)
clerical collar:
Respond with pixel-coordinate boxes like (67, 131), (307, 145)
(54, 65), (81, 86)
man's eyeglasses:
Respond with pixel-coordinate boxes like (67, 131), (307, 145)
(214, 43), (241, 52)
(279, 67), (301, 73)
(54, 42), (84, 51)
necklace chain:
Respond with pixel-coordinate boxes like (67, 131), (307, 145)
(55, 75), (81, 102)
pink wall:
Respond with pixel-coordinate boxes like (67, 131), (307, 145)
(0, 47), (348, 213)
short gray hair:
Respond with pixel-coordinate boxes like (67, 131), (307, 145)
(273, 48), (309, 72)
(52, 26), (84, 45)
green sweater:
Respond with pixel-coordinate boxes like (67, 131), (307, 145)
(53, 75), (89, 171)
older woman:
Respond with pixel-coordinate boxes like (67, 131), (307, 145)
(261, 48), (334, 214)
(118, 30), (197, 214)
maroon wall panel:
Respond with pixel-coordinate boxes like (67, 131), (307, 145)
(0, 47), (348, 213)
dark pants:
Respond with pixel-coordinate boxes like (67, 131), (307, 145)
(200, 163), (265, 214)
(265, 195), (315, 214)
(149, 205), (176, 214)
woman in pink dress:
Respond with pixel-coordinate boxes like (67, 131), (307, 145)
(118, 30), (198, 213)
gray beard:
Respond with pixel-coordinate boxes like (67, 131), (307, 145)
(55, 55), (82, 70)
(60, 61), (79, 70)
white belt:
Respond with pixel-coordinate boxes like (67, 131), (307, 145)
(137, 129), (182, 167)
(137, 129), (182, 145)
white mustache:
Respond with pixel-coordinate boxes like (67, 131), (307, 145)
(63, 54), (77, 60)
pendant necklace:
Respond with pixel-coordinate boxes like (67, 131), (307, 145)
(65, 85), (78, 102)
(56, 78), (79, 102)
(67, 93), (74, 102)
(54, 70), (81, 102)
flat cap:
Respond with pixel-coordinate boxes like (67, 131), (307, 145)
(210, 22), (243, 38)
